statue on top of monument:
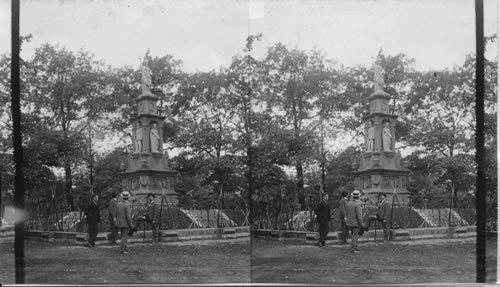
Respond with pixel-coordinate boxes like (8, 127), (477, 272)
(141, 49), (153, 94)
(373, 49), (384, 93)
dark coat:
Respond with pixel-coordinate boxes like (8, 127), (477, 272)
(339, 197), (348, 219)
(144, 201), (159, 222)
(315, 201), (331, 223)
(376, 200), (392, 221)
(84, 202), (100, 224)
(108, 198), (118, 220)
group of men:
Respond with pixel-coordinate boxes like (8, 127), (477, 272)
(83, 191), (159, 254)
(315, 189), (392, 253)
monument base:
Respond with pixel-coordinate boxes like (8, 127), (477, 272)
(363, 190), (410, 206)
(131, 191), (179, 206)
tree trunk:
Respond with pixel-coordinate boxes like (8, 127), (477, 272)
(296, 160), (305, 211)
(246, 86), (254, 226)
(64, 163), (74, 211)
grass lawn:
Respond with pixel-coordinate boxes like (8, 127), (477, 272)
(251, 238), (497, 284)
(0, 239), (250, 284)
(1, 237), (496, 284)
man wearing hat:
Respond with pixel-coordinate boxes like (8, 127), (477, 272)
(314, 193), (331, 247)
(135, 192), (159, 243)
(366, 192), (392, 242)
(116, 191), (135, 254)
(84, 194), (100, 248)
(346, 189), (366, 253)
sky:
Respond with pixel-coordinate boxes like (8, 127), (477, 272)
(0, 0), (498, 73)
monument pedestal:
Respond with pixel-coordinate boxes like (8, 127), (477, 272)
(120, 77), (179, 205)
(352, 63), (410, 206)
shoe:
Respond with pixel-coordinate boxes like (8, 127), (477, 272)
(121, 250), (130, 254)
(354, 247), (361, 252)
(359, 227), (369, 235)
(86, 243), (93, 248)
(127, 228), (137, 236)
(352, 249), (360, 254)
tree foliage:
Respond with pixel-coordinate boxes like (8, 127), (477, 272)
(0, 34), (496, 229)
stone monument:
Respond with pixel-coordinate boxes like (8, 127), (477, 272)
(351, 54), (410, 204)
(120, 52), (178, 205)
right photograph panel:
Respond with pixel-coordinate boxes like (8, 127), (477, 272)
(249, 0), (498, 284)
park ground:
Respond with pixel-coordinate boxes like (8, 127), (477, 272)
(0, 238), (250, 284)
(1, 237), (496, 284)
(251, 237), (497, 284)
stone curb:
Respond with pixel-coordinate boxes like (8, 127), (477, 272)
(253, 226), (477, 245)
(21, 226), (250, 246)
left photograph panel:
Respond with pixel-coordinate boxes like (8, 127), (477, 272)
(0, 0), (251, 284)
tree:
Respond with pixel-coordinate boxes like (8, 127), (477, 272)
(21, 44), (110, 210)
(226, 34), (266, 223)
(261, 43), (339, 210)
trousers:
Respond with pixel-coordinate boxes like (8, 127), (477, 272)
(318, 220), (329, 246)
(349, 226), (360, 251)
(136, 218), (159, 243)
(340, 219), (349, 243)
(87, 222), (98, 246)
(109, 216), (119, 243)
(119, 228), (130, 252)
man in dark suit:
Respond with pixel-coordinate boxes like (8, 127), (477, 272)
(134, 193), (159, 243)
(338, 190), (349, 244)
(367, 192), (392, 242)
(84, 194), (100, 248)
(314, 193), (331, 247)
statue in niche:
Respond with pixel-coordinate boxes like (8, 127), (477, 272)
(139, 176), (149, 188)
(384, 177), (393, 188)
(363, 176), (371, 189)
(151, 177), (160, 189)
(131, 177), (139, 190)
(134, 121), (144, 153)
(382, 121), (392, 151)
(367, 121), (375, 152)
(150, 122), (161, 153)
(141, 50), (153, 94)
(381, 101), (388, 112)
(393, 177), (400, 188)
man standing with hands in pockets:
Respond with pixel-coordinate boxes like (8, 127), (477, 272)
(346, 190), (366, 253)
(116, 191), (135, 254)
